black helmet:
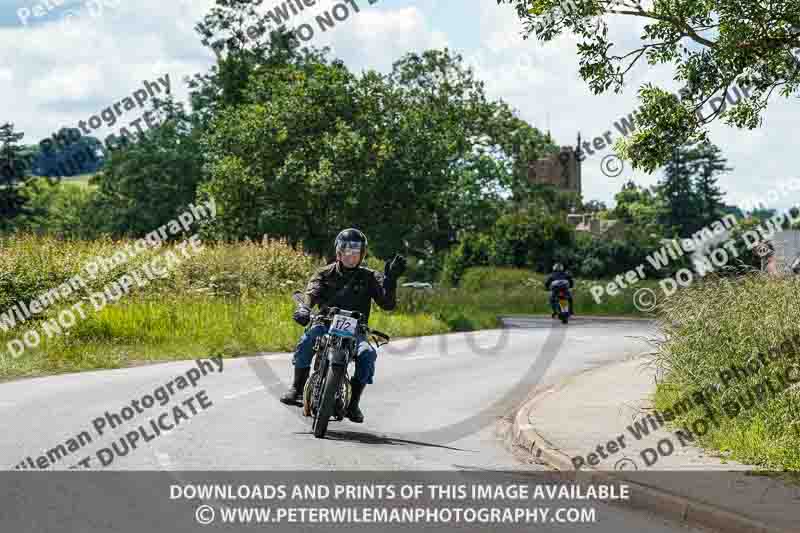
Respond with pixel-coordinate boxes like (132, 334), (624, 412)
(334, 228), (368, 269)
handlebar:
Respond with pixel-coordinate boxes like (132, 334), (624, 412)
(292, 292), (390, 345)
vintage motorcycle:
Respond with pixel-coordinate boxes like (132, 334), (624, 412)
(291, 292), (390, 438)
(549, 279), (571, 324)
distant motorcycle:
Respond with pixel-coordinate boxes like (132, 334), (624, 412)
(549, 279), (571, 324)
(291, 292), (390, 439)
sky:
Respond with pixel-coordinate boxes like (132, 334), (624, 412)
(1, 0), (798, 210)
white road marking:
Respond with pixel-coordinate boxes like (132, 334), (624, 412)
(403, 355), (439, 361)
(0, 402), (16, 408)
(223, 386), (266, 400)
(262, 354), (291, 360)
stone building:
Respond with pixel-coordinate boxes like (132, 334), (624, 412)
(567, 213), (627, 240)
(527, 135), (583, 195)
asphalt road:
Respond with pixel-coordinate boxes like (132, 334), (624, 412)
(0, 316), (707, 532)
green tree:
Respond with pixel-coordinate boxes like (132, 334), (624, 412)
(583, 199), (607, 213)
(611, 180), (664, 234)
(490, 206), (575, 271)
(659, 144), (703, 235)
(0, 123), (35, 230)
(10, 178), (96, 238)
(89, 98), (205, 237)
(33, 128), (104, 177)
(192, 0), (331, 116)
(199, 56), (365, 255)
(688, 141), (731, 227)
(200, 45), (551, 262)
(488, 112), (559, 202)
(384, 48), (545, 255)
(498, 0), (800, 171)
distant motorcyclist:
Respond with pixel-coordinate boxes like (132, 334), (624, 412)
(280, 228), (406, 424)
(544, 263), (574, 318)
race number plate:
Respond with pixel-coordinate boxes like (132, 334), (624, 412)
(329, 314), (358, 338)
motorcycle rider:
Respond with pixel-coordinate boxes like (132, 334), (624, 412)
(280, 228), (407, 423)
(544, 262), (574, 317)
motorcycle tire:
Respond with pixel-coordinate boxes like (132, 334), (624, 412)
(313, 364), (345, 439)
(561, 314), (569, 324)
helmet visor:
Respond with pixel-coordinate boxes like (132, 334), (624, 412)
(337, 241), (364, 256)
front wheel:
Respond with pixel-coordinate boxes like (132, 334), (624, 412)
(313, 364), (345, 439)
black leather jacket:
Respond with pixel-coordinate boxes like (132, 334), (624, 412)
(302, 261), (397, 325)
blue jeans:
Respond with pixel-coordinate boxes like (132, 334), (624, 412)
(292, 323), (378, 385)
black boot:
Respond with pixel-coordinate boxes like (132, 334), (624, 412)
(280, 367), (310, 406)
(346, 378), (366, 423)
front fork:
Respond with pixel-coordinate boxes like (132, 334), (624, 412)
(311, 336), (352, 417)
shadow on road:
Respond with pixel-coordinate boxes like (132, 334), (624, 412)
(293, 430), (474, 451)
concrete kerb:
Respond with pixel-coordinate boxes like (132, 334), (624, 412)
(499, 363), (792, 533)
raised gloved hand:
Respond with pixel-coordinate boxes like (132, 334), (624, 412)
(383, 254), (407, 288)
(292, 306), (311, 326)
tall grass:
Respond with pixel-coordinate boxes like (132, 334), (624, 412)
(652, 273), (800, 470)
(0, 242), (647, 382)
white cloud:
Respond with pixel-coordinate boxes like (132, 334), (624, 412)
(0, 0), (215, 141)
(463, 0), (800, 210)
(308, 5), (449, 72)
(2, 0), (797, 211)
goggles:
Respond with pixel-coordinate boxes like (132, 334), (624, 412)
(337, 241), (364, 254)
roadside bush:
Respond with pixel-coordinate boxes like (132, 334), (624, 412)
(402, 252), (445, 284)
(563, 228), (662, 279)
(9, 178), (98, 239)
(653, 273), (800, 469)
(491, 209), (574, 271)
(460, 267), (541, 293)
(441, 233), (493, 286)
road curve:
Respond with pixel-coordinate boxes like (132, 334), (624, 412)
(0, 317), (705, 532)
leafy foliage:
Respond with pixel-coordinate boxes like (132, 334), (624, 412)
(88, 98), (205, 238)
(498, 0), (800, 171)
(199, 44), (553, 262)
(0, 123), (36, 230)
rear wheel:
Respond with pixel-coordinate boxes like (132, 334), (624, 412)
(313, 364), (344, 439)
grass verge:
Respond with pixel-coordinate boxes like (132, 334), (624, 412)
(652, 273), (800, 471)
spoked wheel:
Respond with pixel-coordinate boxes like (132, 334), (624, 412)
(313, 364), (345, 439)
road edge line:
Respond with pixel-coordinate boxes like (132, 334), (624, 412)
(499, 365), (788, 533)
